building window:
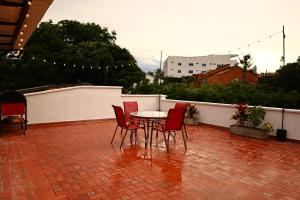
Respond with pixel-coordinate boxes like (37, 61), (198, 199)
(178, 62), (182, 66)
(171, 61), (174, 63)
(217, 64), (222, 67)
(209, 63), (212, 65)
(213, 63), (216, 65)
(189, 63), (194, 66)
(171, 69), (174, 70)
(189, 70), (193, 74)
(178, 70), (181, 73)
(201, 70), (206, 73)
(196, 62), (199, 64)
(202, 63), (206, 67)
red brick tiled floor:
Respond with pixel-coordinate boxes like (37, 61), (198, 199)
(0, 120), (300, 200)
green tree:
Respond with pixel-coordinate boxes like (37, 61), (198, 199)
(0, 20), (144, 91)
(239, 54), (252, 80)
(276, 60), (300, 91)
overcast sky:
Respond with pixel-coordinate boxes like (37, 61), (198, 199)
(42, 0), (300, 72)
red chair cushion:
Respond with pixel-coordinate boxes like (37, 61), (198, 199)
(1, 103), (25, 115)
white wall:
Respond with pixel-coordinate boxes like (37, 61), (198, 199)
(25, 86), (300, 140)
(161, 98), (300, 140)
(25, 86), (160, 124)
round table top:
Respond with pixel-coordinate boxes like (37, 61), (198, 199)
(130, 111), (167, 119)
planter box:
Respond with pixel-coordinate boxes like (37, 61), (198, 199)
(184, 117), (199, 125)
(230, 125), (269, 139)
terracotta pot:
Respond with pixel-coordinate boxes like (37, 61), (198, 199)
(184, 117), (199, 125)
(230, 125), (269, 139)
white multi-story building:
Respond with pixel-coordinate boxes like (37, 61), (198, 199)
(163, 54), (238, 77)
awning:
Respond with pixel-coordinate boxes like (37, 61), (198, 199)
(0, 0), (54, 52)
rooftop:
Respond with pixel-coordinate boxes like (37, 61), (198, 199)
(1, 120), (299, 200)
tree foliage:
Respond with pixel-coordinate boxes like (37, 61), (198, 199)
(132, 58), (300, 109)
(0, 20), (144, 91)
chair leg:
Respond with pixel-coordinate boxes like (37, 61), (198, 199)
(163, 131), (169, 152)
(111, 125), (119, 144)
(150, 126), (153, 148)
(135, 129), (137, 144)
(130, 130), (133, 144)
(183, 123), (188, 139)
(120, 129), (128, 149)
(144, 126), (147, 147)
(181, 129), (187, 150)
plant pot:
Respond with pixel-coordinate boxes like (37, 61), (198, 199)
(276, 129), (287, 141)
(184, 117), (199, 125)
(230, 125), (269, 140)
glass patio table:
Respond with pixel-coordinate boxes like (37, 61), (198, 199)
(130, 111), (167, 147)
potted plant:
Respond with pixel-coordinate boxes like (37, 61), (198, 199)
(184, 104), (199, 125)
(230, 103), (273, 139)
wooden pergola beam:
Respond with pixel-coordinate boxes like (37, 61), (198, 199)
(0, 34), (14, 37)
(0, 1), (26, 7)
(0, 21), (18, 26)
(11, 0), (31, 49)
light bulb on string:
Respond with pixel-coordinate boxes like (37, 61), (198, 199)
(43, 59), (46, 62)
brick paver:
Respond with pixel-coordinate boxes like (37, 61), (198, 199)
(0, 120), (299, 200)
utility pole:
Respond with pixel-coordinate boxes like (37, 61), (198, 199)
(158, 50), (162, 111)
(283, 25), (286, 66)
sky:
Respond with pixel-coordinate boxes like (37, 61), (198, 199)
(42, 0), (300, 73)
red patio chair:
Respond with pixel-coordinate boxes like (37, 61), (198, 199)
(123, 101), (138, 122)
(111, 105), (146, 149)
(123, 101), (145, 127)
(151, 108), (187, 152)
(0, 103), (27, 134)
(174, 102), (189, 138)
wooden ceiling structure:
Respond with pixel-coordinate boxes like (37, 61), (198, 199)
(0, 0), (54, 53)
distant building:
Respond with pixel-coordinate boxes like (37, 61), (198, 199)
(194, 64), (258, 86)
(146, 74), (155, 84)
(163, 54), (238, 78)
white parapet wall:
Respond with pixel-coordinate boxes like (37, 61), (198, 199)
(25, 86), (300, 140)
(25, 86), (160, 124)
(160, 97), (300, 140)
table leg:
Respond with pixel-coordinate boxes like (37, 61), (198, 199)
(150, 120), (155, 148)
(145, 119), (150, 147)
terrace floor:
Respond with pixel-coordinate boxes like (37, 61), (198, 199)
(0, 120), (300, 200)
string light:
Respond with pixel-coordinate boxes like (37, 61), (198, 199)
(219, 30), (282, 54)
(29, 57), (133, 71)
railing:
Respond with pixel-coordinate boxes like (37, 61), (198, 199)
(24, 86), (300, 140)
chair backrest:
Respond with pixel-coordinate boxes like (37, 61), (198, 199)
(174, 102), (189, 110)
(1, 103), (25, 116)
(112, 105), (127, 128)
(165, 108), (186, 131)
(123, 101), (138, 121)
